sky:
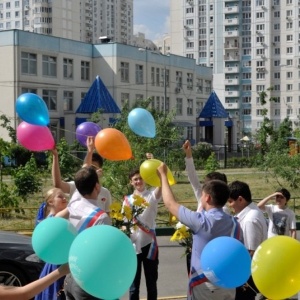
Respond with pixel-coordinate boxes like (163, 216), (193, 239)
(133, 0), (170, 41)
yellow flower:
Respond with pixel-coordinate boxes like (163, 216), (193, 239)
(109, 202), (122, 213)
(171, 216), (177, 222)
(132, 195), (147, 206)
(170, 229), (184, 241)
(123, 206), (132, 220)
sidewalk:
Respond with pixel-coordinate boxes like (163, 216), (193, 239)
(120, 236), (188, 300)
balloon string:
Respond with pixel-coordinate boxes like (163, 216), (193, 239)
(49, 125), (184, 143)
(245, 283), (258, 294)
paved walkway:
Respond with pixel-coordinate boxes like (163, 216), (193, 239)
(120, 236), (188, 300)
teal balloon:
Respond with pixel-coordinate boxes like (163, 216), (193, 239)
(69, 225), (137, 299)
(32, 217), (77, 264)
(128, 108), (156, 138)
(16, 93), (50, 126)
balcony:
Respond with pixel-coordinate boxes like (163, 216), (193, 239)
(224, 102), (239, 109)
(224, 78), (239, 85)
(224, 6), (239, 14)
(224, 18), (239, 26)
(225, 90), (240, 97)
(224, 54), (240, 61)
(225, 66), (239, 73)
(224, 42), (239, 49)
(224, 30), (239, 37)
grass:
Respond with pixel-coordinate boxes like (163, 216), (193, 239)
(1, 167), (300, 231)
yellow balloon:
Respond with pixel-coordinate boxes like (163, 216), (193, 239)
(251, 236), (300, 300)
(140, 159), (176, 187)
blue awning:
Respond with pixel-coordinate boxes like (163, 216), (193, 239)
(225, 120), (233, 127)
(198, 91), (228, 118)
(76, 75), (121, 114)
(199, 120), (213, 127)
(75, 117), (87, 126)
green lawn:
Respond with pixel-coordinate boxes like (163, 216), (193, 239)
(1, 168), (300, 231)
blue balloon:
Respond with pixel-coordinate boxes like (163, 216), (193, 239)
(200, 236), (251, 288)
(32, 217), (77, 264)
(69, 225), (137, 299)
(128, 108), (156, 138)
(16, 93), (50, 126)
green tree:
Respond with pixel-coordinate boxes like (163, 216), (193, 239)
(204, 152), (219, 174)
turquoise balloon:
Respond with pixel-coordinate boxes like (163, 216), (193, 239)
(16, 93), (50, 126)
(32, 217), (77, 264)
(128, 108), (156, 138)
(69, 225), (137, 299)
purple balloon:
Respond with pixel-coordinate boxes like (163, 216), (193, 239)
(76, 122), (102, 146)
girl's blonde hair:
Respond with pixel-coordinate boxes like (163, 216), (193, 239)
(43, 188), (63, 217)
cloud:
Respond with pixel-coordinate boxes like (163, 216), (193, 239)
(134, 0), (170, 41)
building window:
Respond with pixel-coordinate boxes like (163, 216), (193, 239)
(120, 62), (129, 82)
(287, 84), (293, 90)
(121, 93), (130, 107)
(42, 90), (57, 111)
(156, 68), (160, 86)
(176, 98), (183, 115)
(287, 47), (293, 54)
(287, 108), (293, 115)
(63, 91), (73, 111)
(187, 99), (193, 115)
(287, 96), (293, 103)
(187, 127), (193, 140)
(287, 72), (293, 79)
(176, 71), (182, 88)
(81, 61), (90, 80)
(274, 108), (280, 115)
(21, 88), (38, 94)
(187, 73), (193, 90)
(21, 52), (37, 75)
(136, 94), (144, 101)
(156, 96), (160, 110)
(63, 58), (73, 79)
(42, 55), (57, 77)
(135, 65), (143, 84)
(151, 67), (155, 85)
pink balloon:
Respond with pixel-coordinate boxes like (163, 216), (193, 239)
(17, 122), (55, 151)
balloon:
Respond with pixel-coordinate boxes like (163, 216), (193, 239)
(69, 225), (137, 299)
(94, 128), (132, 161)
(32, 217), (77, 265)
(17, 121), (55, 151)
(252, 236), (300, 299)
(16, 93), (49, 126)
(200, 236), (251, 288)
(128, 108), (156, 138)
(140, 159), (176, 187)
(75, 122), (102, 147)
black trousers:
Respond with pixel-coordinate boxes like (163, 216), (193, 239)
(129, 243), (159, 300)
(235, 276), (259, 300)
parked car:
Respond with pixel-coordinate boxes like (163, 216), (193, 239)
(0, 230), (44, 286)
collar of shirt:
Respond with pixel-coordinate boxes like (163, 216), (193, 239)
(236, 202), (255, 221)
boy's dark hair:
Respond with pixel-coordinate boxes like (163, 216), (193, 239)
(128, 168), (140, 180)
(74, 166), (98, 196)
(276, 188), (291, 201)
(228, 180), (252, 203)
(205, 172), (228, 184)
(202, 180), (230, 207)
(92, 152), (104, 168)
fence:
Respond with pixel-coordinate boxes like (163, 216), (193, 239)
(1, 197), (300, 235)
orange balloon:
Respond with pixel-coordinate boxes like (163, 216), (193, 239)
(95, 128), (132, 161)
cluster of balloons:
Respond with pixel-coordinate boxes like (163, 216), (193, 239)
(16, 93), (54, 151)
(32, 218), (137, 299)
(201, 235), (300, 300)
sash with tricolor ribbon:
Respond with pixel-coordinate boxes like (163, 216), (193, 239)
(124, 195), (158, 260)
(77, 207), (106, 233)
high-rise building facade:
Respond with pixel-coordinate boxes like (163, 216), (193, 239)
(0, 0), (133, 44)
(170, 0), (300, 144)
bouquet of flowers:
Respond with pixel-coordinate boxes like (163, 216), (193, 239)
(109, 195), (149, 237)
(170, 218), (193, 256)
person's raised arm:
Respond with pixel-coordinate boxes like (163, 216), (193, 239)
(83, 136), (95, 167)
(257, 192), (278, 210)
(157, 163), (180, 218)
(0, 264), (69, 300)
(183, 140), (201, 204)
(51, 148), (70, 194)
